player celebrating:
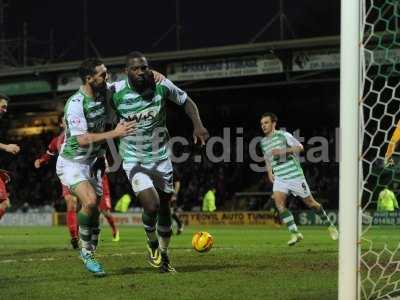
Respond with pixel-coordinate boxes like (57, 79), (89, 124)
(56, 58), (136, 277)
(259, 112), (338, 246)
(0, 94), (20, 220)
(35, 120), (120, 247)
(111, 51), (209, 273)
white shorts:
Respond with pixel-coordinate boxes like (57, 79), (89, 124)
(273, 177), (311, 198)
(56, 156), (103, 196)
(123, 159), (173, 194)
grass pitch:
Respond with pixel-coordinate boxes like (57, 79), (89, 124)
(0, 225), (342, 300)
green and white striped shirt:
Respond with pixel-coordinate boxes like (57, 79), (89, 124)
(260, 130), (304, 180)
(112, 78), (187, 164)
(60, 90), (106, 162)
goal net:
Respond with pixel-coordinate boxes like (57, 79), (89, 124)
(360, 0), (400, 299)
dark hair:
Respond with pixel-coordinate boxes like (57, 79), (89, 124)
(261, 112), (278, 123)
(78, 58), (104, 83)
(0, 93), (10, 102)
(125, 51), (145, 67)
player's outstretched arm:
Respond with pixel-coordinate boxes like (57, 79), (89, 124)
(76, 121), (136, 146)
(0, 143), (20, 155)
(184, 97), (209, 146)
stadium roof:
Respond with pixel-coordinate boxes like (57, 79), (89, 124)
(2, 0), (340, 63)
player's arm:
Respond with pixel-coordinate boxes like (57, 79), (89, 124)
(267, 165), (274, 183)
(184, 97), (209, 146)
(162, 78), (209, 146)
(34, 136), (60, 168)
(76, 121), (136, 146)
(271, 132), (303, 156)
(0, 143), (20, 155)
(264, 151), (274, 183)
(174, 180), (181, 195)
(171, 180), (181, 203)
(384, 120), (400, 165)
(34, 152), (53, 168)
(66, 100), (136, 147)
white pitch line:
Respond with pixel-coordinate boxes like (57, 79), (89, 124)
(0, 259), (17, 263)
(0, 247), (233, 264)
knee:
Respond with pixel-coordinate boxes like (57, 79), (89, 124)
(304, 197), (320, 209)
(275, 203), (285, 213)
(144, 202), (159, 215)
(65, 196), (77, 211)
(138, 188), (160, 214)
(83, 195), (98, 210)
(273, 197), (286, 212)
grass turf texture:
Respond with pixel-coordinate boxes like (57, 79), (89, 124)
(0, 225), (352, 300)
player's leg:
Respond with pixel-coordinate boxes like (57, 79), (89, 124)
(0, 176), (8, 220)
(125, 163), (162, 268)
(73, 180), (105, 276)
(171, 207), (183, 235)
(152, 159), (176, 272)
(127, 160), (175, 272)
(135, 184), (162, 268)
(273, 177), (303, 245)
(100, 209), (119, 241)
(56, 157), (105, 276)
(273, 191), (303, 245)
(63, 185), (79, 249)
(302, 194), (339, 240)
(158, 191), (175, 272)
(99, 176), (119, 241)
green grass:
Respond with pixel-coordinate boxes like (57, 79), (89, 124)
(0, 225), (341, 300)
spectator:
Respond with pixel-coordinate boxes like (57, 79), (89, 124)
(377, 186), (399, 212)
(202, 186), (217, 212)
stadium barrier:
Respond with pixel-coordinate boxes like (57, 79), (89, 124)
(296, 211), (338, 225)
(4, 211), (397, 226)
(178, 211), (279, 226)
(0, 213), (53, 226)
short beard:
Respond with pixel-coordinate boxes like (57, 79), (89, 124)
(90, 82), (107, 97)
(129, 72), (155, 100)
(129, 76), (145, 93)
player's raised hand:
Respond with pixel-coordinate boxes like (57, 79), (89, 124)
(5, 144), (20, 155)
(34, 159), (42, 169)
(151, 70), (165, 83)
(384, 157), (394, 167)
(193, 126), (209, 146)
(113, 120), (137, 137)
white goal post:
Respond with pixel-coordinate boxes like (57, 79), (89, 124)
(339, 0), (361, 299)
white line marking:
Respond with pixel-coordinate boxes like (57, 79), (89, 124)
(0, 247), (232, 264)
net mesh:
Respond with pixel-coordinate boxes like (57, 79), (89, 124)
(361, 0), (400, 299)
